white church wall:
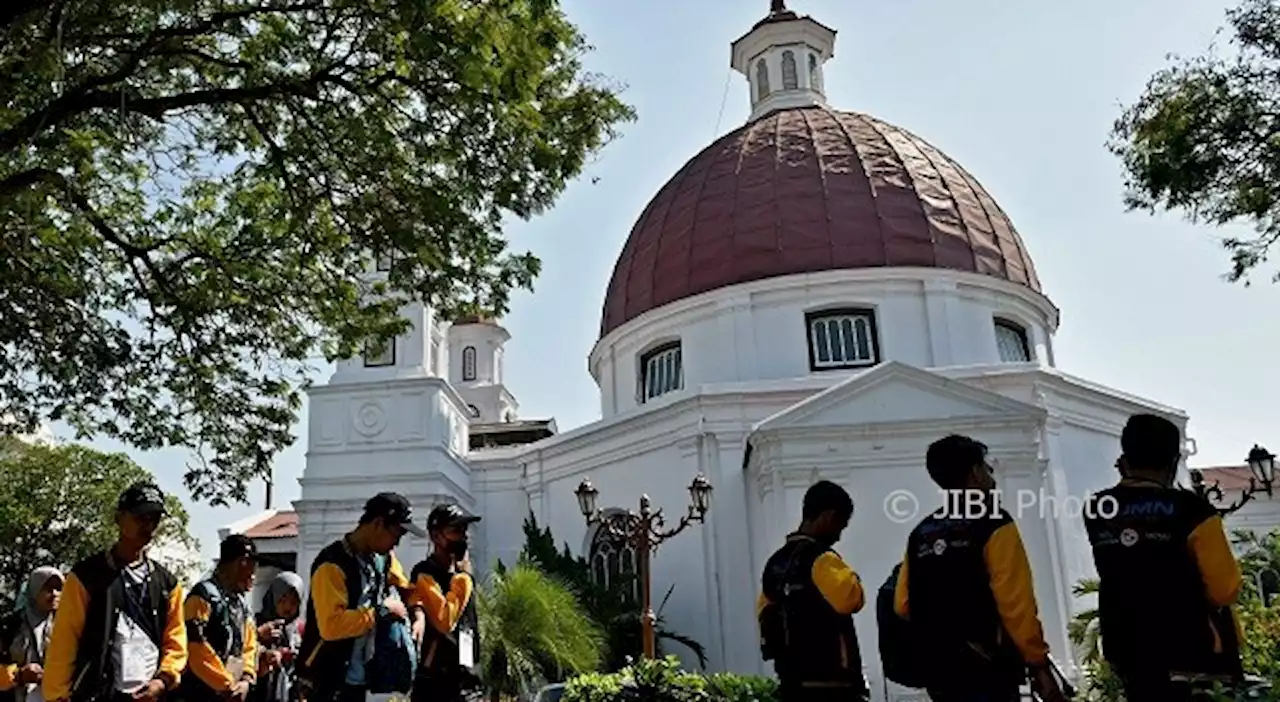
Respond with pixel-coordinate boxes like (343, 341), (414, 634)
(589, 268), (1059, 418)
(1223, 495), (1280, 539)
(296, 375), (476, 585)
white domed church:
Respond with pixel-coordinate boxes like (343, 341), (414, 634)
(228, 3), (1194, 699)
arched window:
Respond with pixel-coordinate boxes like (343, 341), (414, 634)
(806, 309), (880, 370)
(589, 522), (639, 604)
(639, 342), (682, 403)
(755, 58), (771, 102)
(809, 53), (822, 92)
(466, 404), (481, 419)
(462, 346), (477, 380)
(994, 320), (1032, 363)
(782, 51), (798, 90)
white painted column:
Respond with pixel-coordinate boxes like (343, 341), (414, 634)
(922, 279), (957, 367)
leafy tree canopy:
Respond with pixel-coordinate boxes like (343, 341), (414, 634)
(0, 437), (198, 607)
(0, 0), (635, 504)
(1110, 0), (1280, 284)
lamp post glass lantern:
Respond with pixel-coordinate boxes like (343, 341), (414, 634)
(1247, 445), (1276, 491)
(574, 474), (714, 660)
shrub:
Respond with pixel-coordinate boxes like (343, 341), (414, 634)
(562, 657), (777, 702)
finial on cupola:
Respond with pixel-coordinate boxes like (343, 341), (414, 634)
(770, 0), (786, 13)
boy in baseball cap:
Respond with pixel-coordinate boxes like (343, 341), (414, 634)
(43, 483), (187, 702)
(295, 492), (420, 702)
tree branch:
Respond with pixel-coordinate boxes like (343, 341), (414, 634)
(0, 2), (325, 153)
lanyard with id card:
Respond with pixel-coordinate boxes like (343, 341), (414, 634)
(456, 627), (475, 669)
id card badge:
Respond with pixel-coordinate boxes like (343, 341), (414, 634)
(457, 629), (474, 669)
(225, 655), (245, 682)
(121, 636), (158, 690)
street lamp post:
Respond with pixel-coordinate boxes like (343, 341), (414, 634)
(1190, 444), (1276, 517)
(574, 474), (714, 660)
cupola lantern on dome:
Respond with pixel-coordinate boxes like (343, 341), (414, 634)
(731, 0), (836, 121)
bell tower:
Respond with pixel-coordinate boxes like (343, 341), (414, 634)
(730, 0), (837, 122)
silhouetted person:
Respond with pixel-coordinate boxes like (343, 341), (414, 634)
(758, 480), (869, 702)
(893, 435), (1066, 702)
(1084, 414), (1244, 701)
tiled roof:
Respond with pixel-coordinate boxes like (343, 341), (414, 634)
(1195, 466), (1255, 491)
(242, 511), (299, 539)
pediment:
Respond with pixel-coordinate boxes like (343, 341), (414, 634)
(754, 361), (1045, 433)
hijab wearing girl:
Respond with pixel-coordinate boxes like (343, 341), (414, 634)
(5, 567), (63, 702)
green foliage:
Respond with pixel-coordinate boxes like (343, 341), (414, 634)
(0, 0), (635, 505)
(1069, 528), (1280, 701)
(476, 563), (604, 699)
(1110, 0), (1280, 285)
(1067, 578), (1102, 667)
(703, 672), (779, 702)
(516, 512), (707, 670)
(0, 437), (197, 607)
(562, 657), (777, 702)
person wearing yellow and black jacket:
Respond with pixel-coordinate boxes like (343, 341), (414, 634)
(892, 435), (1067, 702)
(43, 483), (188, 702)
(176, 535), (260, 702)
(1083, 414), (1245, 702)
(294, 493), (420, 702)
(408, 505), (482, 702)
(756, 481), (869, 702)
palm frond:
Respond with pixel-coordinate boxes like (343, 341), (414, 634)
(477, 564), (605, 696)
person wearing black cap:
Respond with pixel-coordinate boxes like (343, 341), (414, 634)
(177, 535), (261, 702)
(294, 493), (421, 702)
(407, 504), (482, 702)
(43, 482), (188, 702)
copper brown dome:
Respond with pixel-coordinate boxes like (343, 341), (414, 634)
(599, 106), (1041, 338)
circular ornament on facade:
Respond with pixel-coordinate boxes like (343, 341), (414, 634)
(353, 401), (388, 437)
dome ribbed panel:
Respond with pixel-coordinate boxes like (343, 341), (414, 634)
(599, 107), (1041, 338)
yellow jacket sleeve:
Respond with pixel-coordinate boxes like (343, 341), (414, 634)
(158, 584), (187, 689)
(311, 563), (375, 641)
(184, 594), (236, 692)
(1188, 515), (1244, 608)
(414, 572), (473, 635)
(241, 613), (259, 683)
(984, 523), (1050, 665)
(810, 551), (864, 615)
(0, 664), (15, 692)
(388, 554), (410, 590)
(893, 556), (910, 618)
(43, 573), (88, 702)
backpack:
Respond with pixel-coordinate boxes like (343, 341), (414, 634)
(876, 562), (928, 689)
(363, 557), (416, 694)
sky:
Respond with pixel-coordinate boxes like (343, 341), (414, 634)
(63, 0), (1280, 557)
